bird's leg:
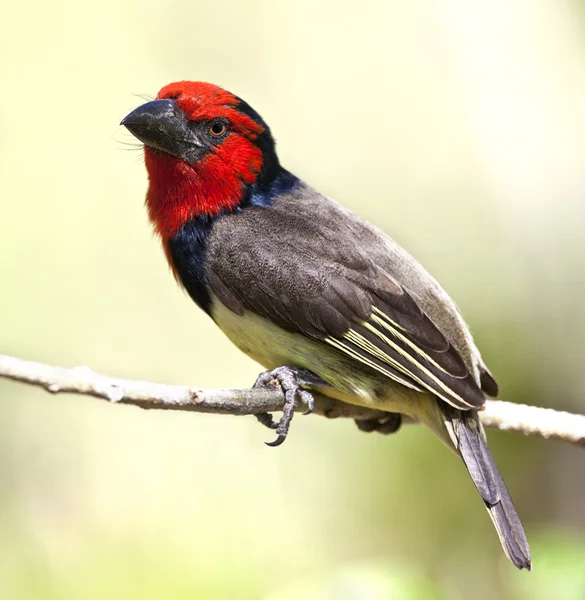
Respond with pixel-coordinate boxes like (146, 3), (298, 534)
(354, 413), (402, 435)
(253, 366), (325, 447)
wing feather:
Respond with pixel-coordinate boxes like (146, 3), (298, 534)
(207, 201), (491, 411)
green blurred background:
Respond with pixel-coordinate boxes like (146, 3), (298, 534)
(2, 1), (585, 598)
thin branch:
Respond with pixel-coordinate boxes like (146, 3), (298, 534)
(1, 354), (584, 447)
(0, 354), (382, 420)
(481, 400), (585, 447)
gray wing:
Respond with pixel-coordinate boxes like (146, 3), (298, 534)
(206, 181), (496, 409)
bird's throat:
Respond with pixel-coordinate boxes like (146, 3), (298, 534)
(145, 150), (246, 241)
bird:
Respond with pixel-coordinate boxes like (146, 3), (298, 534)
(121, 80), (531, 570)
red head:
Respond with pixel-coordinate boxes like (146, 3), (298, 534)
(121, 81), (279, 241)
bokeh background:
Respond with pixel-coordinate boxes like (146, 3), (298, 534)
(2, 1), (585, 598)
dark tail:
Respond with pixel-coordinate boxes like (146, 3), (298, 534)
(442, 406), (532, 570)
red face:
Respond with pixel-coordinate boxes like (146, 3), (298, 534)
(121, 81), (268, 241)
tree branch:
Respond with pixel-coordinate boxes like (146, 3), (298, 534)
(1, 354), (584, 447)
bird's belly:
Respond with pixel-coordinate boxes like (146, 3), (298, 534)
(209, 295), (424, 417)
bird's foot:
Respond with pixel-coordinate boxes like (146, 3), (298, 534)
(355, 413), (402, 435)
(253, 366), (322, 447)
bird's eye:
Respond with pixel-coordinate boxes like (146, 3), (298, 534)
(209, 119), (228, 137)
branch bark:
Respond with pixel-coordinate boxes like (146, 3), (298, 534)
(1, 354), (584, 447)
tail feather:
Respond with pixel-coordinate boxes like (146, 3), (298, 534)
(456, 416), (499, 505)
(486, 464), (532, 570)
(442, 406), (532, 570)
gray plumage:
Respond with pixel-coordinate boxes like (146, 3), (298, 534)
(205, 178), (531, 570)
(121, 85), (530, 571)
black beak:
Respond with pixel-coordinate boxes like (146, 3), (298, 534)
(121, 99), (205, 162)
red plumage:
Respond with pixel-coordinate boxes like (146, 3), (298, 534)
(145, 82), (265, 242)
(157, 81), (264, 136)
(121, 82), (532, 570)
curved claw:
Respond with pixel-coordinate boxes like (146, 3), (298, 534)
(253, 366), (319, 448)
(298, 390), (315, 415)
(300, 390), (315, 415)
(265, 434), (287, 448)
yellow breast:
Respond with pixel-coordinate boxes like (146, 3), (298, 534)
(209, 294), (432, 419)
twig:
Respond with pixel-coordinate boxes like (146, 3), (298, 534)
(481, 400), (585, 447)
(1, 354), (584, 447)
(0, 354), (382, 420)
